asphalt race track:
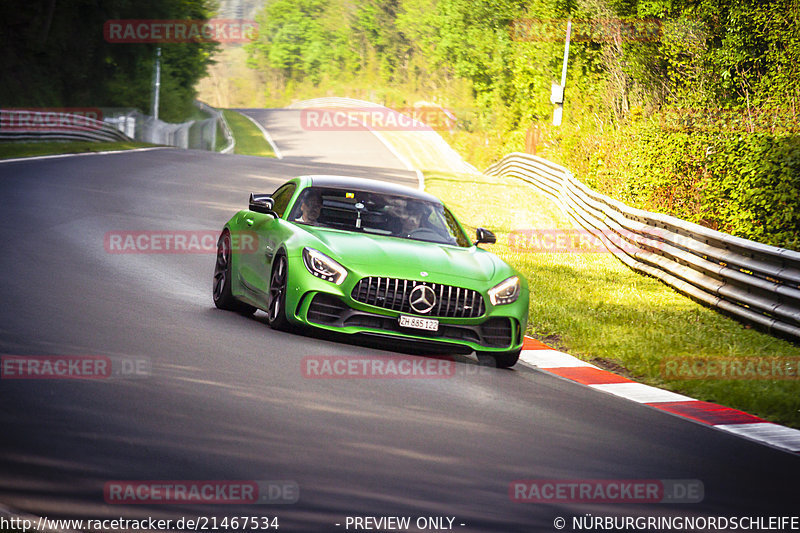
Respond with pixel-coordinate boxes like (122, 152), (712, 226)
(1, 111), (798, 532)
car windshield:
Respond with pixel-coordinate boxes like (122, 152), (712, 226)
(288, 186), (471, 247)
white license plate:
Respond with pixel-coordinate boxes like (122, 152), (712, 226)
(399, 315), (439, 332)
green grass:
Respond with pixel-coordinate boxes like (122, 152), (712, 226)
(222, 109), (275, 157)
(0, 140), (156, 160)
(425, 170), (800, 428)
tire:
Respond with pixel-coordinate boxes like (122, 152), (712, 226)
(476, 348), (520, 369)
(267, 252), (290, 330)
(213, 231), (256, 315)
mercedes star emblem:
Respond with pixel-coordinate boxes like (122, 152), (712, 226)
(409, 284), (437, 314)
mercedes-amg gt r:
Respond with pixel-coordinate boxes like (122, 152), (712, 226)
(213, 175), (529, 367)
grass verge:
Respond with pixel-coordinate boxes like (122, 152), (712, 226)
(425, 170), (800, 429)
(0, 141), (156, 160)
(222, 109), (275, 157)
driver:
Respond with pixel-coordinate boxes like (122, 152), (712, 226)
(295, 190), (322, 224)
(399, 201), (429, 236)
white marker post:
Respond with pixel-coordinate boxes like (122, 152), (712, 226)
(151, 47), (161, 121)
(552, 20), (572, 126)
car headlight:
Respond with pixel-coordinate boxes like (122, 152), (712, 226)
(302, 248), (347, 285)
(488, 276), (520, 305)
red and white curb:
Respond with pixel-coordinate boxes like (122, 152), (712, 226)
(519, 337), (800, 454)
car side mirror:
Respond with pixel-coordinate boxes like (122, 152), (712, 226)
(249, 193), (277, 218)
(475, 227), (496, 246)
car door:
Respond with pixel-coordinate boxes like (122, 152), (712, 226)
(238, 183), (297, 300)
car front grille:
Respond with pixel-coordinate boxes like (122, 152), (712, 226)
(306, 293), (514, 349)
(351, 277), (485, 318)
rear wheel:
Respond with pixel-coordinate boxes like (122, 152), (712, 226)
(213, 231), (256, 315)
(476, 348), (520, 369)
(267, 253), (290, 330)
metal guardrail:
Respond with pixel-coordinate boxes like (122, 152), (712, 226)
(485, 152), (800, 340)
(1, 105), (226, 151)
(194, 101), (234, 153)
(0, 109), (132, 143)
(217, 110), (235, 154)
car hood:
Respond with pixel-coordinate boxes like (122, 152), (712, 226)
(301, 227), (501, 282)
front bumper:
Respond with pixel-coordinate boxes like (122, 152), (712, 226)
(304, 293), (522, 351)
(284, 255), (528, 353)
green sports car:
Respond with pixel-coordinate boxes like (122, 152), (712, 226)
(213, 175), (528, 368)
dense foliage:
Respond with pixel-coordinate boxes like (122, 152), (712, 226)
(245, 0), (799, 249)
(0, 0), (218, 121)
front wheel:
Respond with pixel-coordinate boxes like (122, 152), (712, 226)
(267, 253), (290, 330)
(213, 231), (256, 315)
(476, 348), (520, 369)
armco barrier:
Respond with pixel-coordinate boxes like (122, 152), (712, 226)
(218, 109), (235, 154)
(485, 152), (800, 340)
(0, 109), (132, 143)
(195, 100), (234, 153)
(1, 103), (229, 151)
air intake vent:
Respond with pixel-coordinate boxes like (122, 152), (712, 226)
(352, 277), (485, 318)
(308, 294), (348, 325)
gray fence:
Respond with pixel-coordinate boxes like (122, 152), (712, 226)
(0, 103), (227, 151)
(103, 103), (220, 150)
(485, 152), (800, 340)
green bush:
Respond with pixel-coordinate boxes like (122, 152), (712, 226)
(570, 121), (800, 251)
(707, 133), (800, 249)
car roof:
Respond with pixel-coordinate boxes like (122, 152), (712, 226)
(302, 175), (440, 203)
